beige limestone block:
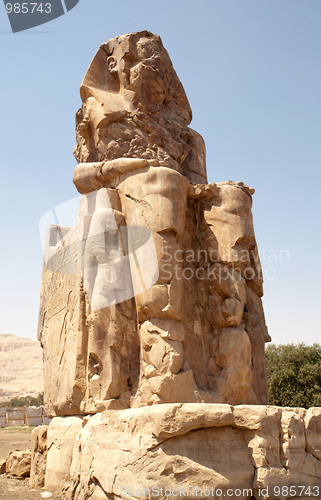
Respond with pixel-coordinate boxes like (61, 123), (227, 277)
(280, 409), (306, 470)
(0, 458), (6, 474)
(148, 370), (203, 404)
(252, 354), (269, 405)
(108, 403), (235, 444)
(152, 232), (181, 285)
(66, 404), (252, 500)
(135, 280), (183, 322)
(243, 285), (270, 404)
(299, 452), (321, 479)
(39, 404), (321, 500)
(207, 293), (226, 328)
(305, 408), (321, 460)
(151, 403), (235, 438)
(203, 183), (255, 263)
(133, 427), (253, 500)
(140, 318), (185, 382)
(134, 284), (169, 320)
(253, 467), (289, 499)
(6, 450), (31, 477)
(285, 470), (321, 499)
(45, 416), (83, 495)
(38, 267), (88, 417)
(145, 337), (183, 375)
(215, 326), (257, 405)
(116, 166), (190, 236)
(144, 318), (185, 342)
(222, 297), (244, 326)
(30, 425), (48, 488)
(234, 405), (282, 468)
(207, 263), (246, 303)
(82, 302), (138, 412)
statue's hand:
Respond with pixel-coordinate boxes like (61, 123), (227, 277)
(73, 158), (170, 194)
(100, 158), (170, 180)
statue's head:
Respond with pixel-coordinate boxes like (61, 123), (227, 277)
(79, 31), (192, 124)
(74, 31), (206, 184)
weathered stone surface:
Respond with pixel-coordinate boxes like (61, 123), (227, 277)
(254, 467), (321, 500)
(305, 407), (321, 460)
(38, 269), (88, 417)
(0, 458), (5, 474)
(281, 409), (306, 470)
(65, 405), (253, 500)
(36, 404), (321, 500)
(45, 416), (83, 494)
(73, 32), (205, 184)
(6, 450), (31, 477)
(300, 451), (321, 480)
(39, 31), (270, 416)
(30, 425), (48, 488)
(234, 405), (282, 468)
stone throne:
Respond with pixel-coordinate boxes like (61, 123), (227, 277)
(38, 31), (270, 417)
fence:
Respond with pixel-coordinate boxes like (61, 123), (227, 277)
(0, 406), (51, 427)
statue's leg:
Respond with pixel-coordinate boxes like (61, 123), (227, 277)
(82, 188), (139, 412)
(115, 167), (201, 405)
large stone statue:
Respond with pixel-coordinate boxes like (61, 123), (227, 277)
(35, 31), (321, 500)
(38, 30), (270, 418)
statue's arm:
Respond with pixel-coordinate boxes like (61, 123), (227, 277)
(73, 158), (159, 194)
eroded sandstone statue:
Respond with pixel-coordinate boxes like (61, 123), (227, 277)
(38, 30), (270, 417)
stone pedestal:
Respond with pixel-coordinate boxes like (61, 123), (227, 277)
(41, 404), (321, 500)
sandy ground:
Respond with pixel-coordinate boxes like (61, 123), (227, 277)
(0, 426), (32, 461)
(0, 427), (61, 500)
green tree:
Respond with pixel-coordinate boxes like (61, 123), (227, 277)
(0, 395), (44, 407)
(8, 395), (38, 407)
(266, 343), (321, 408)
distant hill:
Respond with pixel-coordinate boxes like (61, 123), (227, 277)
(0, 334), (44, 402)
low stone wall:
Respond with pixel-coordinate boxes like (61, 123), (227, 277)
(0, 406), (51, 427)
(41, 404), (321, 500)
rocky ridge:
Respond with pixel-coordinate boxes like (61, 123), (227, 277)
(0, 334), (44, 401)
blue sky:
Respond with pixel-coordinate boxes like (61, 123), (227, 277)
(0, 0), (320, 345)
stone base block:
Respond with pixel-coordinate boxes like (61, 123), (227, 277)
(42, 404), (321, 500)
(30, 425), (48, 488)
(0, 458), (6, 474)
(6, 450), (31, 477)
